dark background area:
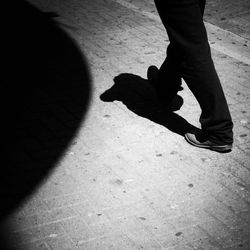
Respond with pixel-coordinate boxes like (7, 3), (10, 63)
(2, 0), (91, 248)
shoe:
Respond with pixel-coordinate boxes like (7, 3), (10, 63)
(185, 132), (232, 153)
(147, 65), (183, 111)
(147, 65), (183, 91)
(166, 95), (183, 111)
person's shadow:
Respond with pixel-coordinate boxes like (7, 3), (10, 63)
(100, 73), (199, 136)
(2, 1), (91, 249)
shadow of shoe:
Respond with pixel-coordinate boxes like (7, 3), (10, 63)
(100, 73), (199, 136)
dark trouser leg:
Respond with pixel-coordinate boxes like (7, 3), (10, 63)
(154, 0), (233, 144)
(155, 43), (182, 106)
(154, 0), (183, 106)
(154, 0), (206, 105)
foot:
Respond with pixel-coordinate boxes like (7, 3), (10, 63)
(147, 65), (183, 90)
(185, 132), (232, 153)
(147, 65), (183, 111)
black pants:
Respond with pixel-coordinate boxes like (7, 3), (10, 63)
(154, 0), (233, 144)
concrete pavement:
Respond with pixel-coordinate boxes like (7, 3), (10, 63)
(2, 0), (250, 249)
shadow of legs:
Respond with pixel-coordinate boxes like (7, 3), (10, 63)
(100, 73), (199, 136)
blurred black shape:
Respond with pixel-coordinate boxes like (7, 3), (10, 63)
(2, 0), (91, 224)
(100, 73), (199, 136)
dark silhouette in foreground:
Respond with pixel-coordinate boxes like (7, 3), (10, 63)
(100, 73), (199, 136)
(2, 1), (91, 249)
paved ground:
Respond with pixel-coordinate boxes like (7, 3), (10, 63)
(2, 0), (250, 249)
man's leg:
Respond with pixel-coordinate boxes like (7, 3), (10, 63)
(153, 1), (183, 106)
(154, 0), (207, 106)
(155, 44), (182, 106)
(154, 0), (233, 147)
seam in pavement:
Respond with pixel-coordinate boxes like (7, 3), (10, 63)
(112, 0), (250, 65)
